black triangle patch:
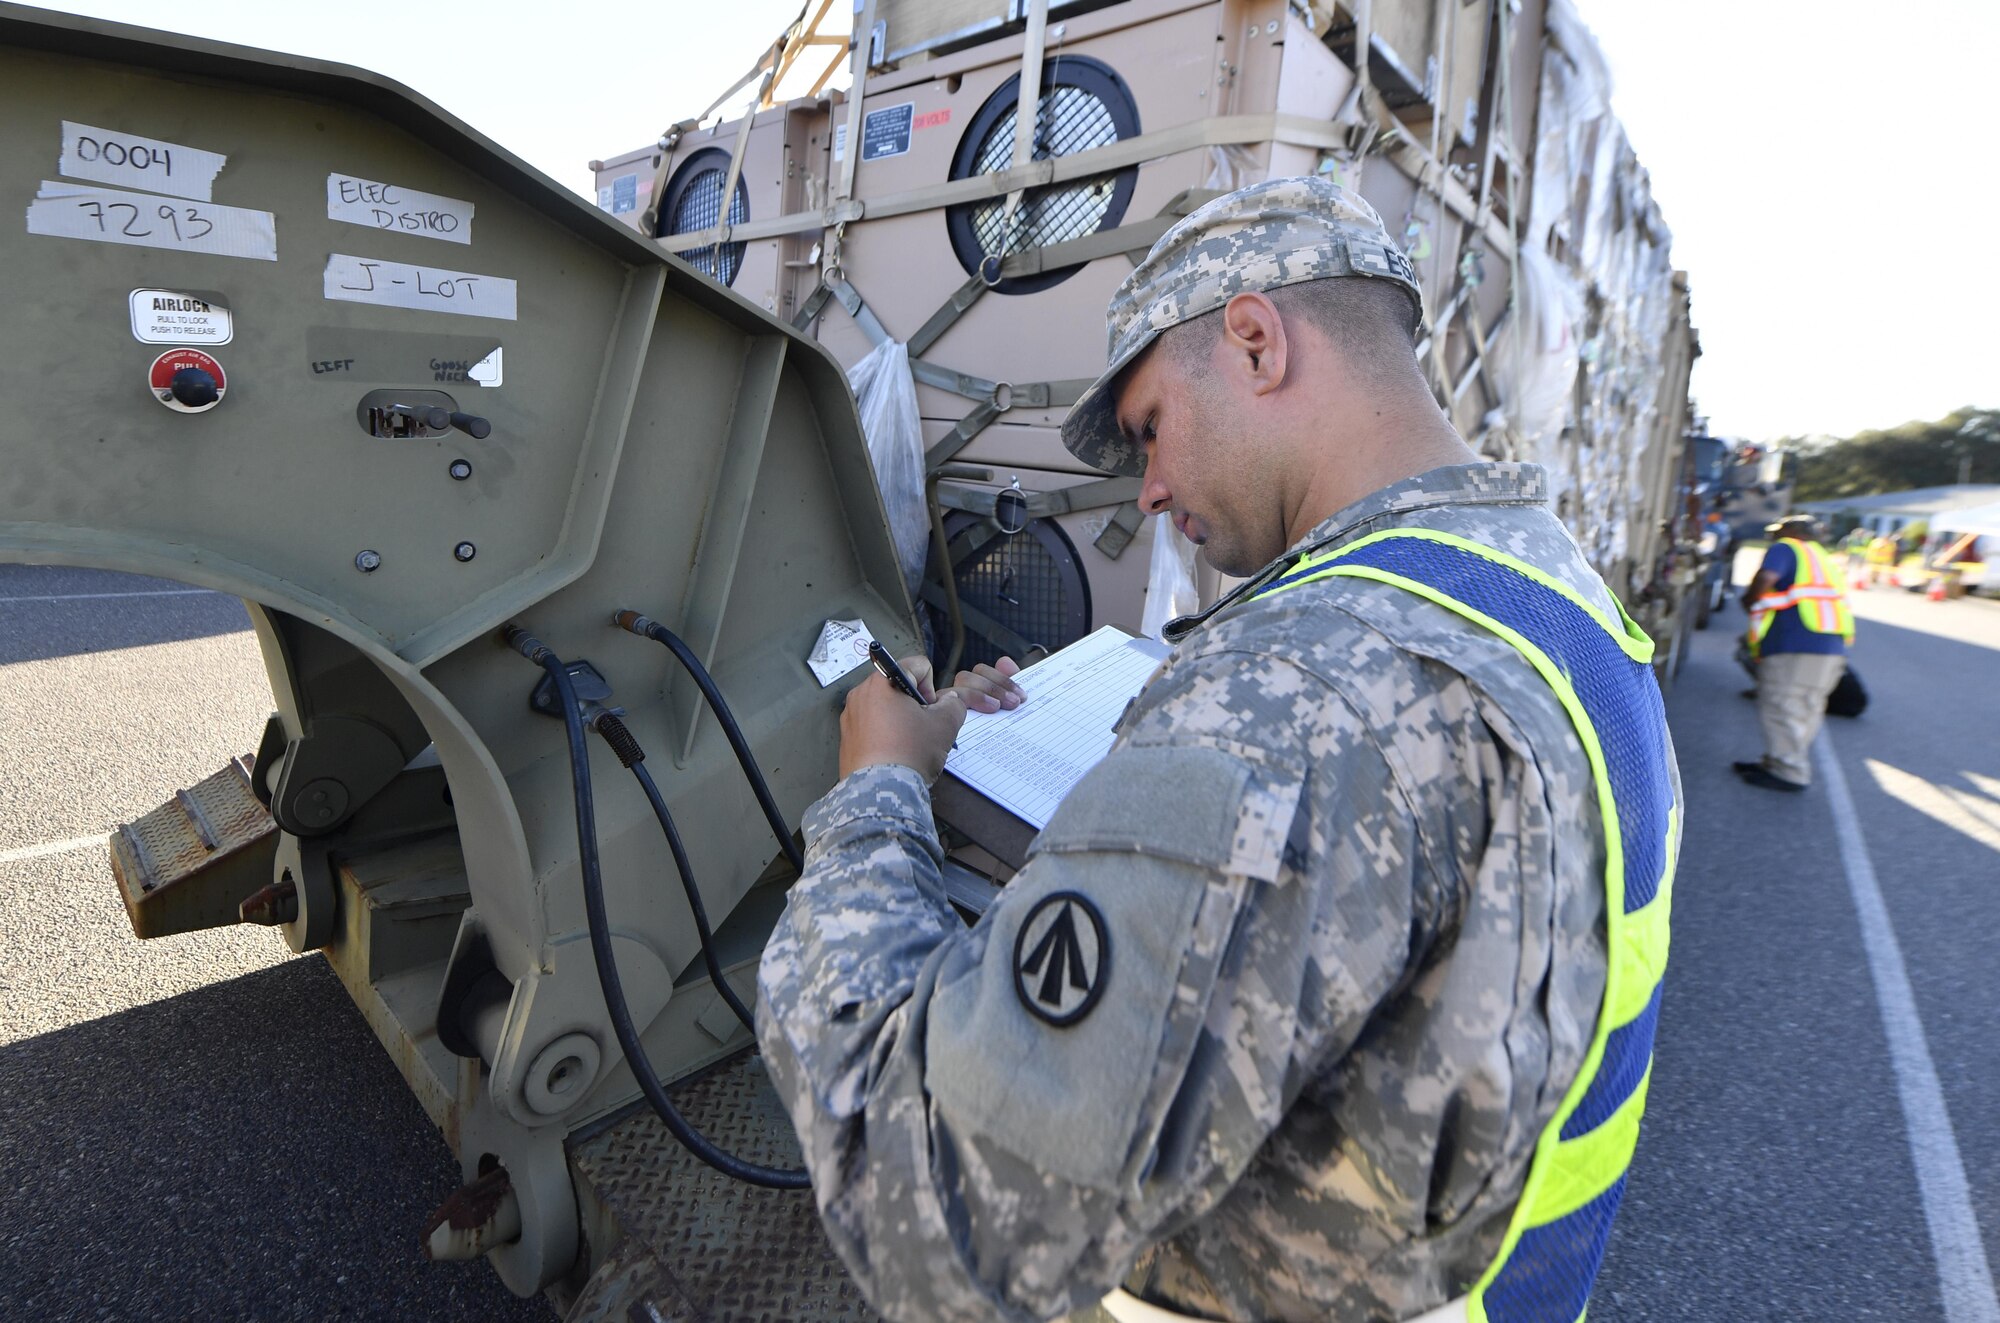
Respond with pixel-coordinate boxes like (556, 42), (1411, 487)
(1013, 891), (1109, 1026)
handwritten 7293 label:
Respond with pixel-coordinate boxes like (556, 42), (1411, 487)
(26, 181), (276, 260)
(322, 253), (517, 321)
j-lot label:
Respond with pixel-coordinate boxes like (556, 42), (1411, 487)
(129, 289), (232, 344)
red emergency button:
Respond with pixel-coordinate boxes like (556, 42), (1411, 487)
(149, 348), (226, 413)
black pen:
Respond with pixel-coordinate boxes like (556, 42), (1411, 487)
(867, 640), (930, 706)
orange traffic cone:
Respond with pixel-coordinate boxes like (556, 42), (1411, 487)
(1926, 575), (1947, 602)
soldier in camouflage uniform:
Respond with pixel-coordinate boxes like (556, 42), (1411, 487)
(757, 177), (1677, 1322)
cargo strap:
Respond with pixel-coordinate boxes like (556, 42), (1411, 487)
(935, 479), (1144, 561)
(997, 0), (1051, 233)
(796, 193), (1218, 347)
(910, 364), (1093, 411)
(1092, 500), (1146, 558)
(827, 276), (892, 347)
(935, 476), (1139, 522)
(807, 277), (1092, 442)
(925, 400), (1003, 471)
(918, 581), (1040, 658)
(917, 378), (1089, 470)
(790, 278), (836, 331)
(661, 113), (1380, 251)
(908, 276), (988, 359)
(905, 196), (1218, 357)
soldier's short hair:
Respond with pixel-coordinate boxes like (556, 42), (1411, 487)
(1161, 275), (1423, 387)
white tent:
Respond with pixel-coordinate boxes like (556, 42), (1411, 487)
(1932, 499), (2000, 539)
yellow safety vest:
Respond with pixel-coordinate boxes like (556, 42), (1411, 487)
(1749, 538), (1853, 658)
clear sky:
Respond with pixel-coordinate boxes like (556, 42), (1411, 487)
(21, 0), (1997, 442)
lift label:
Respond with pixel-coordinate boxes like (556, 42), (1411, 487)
(129, 289), (233, 345)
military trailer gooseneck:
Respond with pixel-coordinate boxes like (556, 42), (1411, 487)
(0, 5), (914, 1308)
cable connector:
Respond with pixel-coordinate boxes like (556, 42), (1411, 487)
(612, 609), (657, 637)
(593, 712), (646, 768)
(502, 623), (555, 666)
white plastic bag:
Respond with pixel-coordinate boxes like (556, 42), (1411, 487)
(1140, 514), (1200, 641)
(1495, 244), (1582, 463)
(846, 340), (929, 599)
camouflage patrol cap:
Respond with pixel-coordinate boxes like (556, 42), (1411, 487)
(1060, 175), (1425, 476)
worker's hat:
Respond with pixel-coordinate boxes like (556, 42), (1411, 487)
(1766, 515), (1820, 540)
(1059, 175), (1427, 477)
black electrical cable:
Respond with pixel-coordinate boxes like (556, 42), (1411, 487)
(614, 610), (805, 876)
(505, 626), (809, 1190)
(591, 712), (757, 1035)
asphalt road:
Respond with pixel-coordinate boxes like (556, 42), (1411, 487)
(3, 561), (1997, 1321)
(0, 566), (546, 1322)
(1596, 564), (2000, 1321)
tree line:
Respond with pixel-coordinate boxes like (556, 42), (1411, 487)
(1783, 406), (2000, 502)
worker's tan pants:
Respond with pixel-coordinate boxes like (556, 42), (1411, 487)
(1755, 652), (1847, 785)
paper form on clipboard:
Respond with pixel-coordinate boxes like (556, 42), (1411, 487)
(942, 626), (1170, 830)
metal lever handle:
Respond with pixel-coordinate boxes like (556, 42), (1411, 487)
(450, 412), (492, 440)
(384, 404), (451, 431)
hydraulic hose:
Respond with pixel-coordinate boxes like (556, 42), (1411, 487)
(592, 712), (756, 1035)
(613, 610), (804, 876)
(504, 625), (810, 1191)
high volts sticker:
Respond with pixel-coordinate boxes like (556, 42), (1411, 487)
(149, 348), (226, 413)
(130, 289), (232, 345)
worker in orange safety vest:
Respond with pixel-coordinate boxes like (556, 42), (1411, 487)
(1734, 515), (1854, 791)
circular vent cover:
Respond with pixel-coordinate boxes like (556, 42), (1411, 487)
(946, 56), (1140, 296)
(925, 510), (1092, 672)
(658, 147), (749, 287)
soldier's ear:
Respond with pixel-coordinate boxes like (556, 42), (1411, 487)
(1220, 293), (1287, 396)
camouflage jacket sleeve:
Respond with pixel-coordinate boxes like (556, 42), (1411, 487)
(756, 647), (1425, 1323)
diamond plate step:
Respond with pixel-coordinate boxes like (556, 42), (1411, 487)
(564, 1051), (879, 1323)
(109, 755), (279, 938)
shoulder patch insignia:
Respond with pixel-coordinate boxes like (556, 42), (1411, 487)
(1013, 891), (1110, 1026)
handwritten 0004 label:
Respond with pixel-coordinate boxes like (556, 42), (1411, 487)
(322, 254), (517, 321)
(59, 122), (228, 202)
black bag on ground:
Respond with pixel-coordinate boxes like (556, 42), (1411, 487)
(1826, 666), (1868, 718)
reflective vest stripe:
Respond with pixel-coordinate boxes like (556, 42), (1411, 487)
(1255, 528), (1676, 1323)
(1750, 538), (1854, 655)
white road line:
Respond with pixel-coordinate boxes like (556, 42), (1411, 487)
(0, 833), (110, 865)
(1818, 726), (2000, 1323)
(0, 589), (223, 604)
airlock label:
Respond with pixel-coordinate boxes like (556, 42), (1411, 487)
(130, 289), (233, 345)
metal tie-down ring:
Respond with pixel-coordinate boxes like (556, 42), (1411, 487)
(993, 477), (1030, 536)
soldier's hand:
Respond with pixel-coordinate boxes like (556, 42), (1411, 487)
(838, 655), (967, 783)
(952, 657), (1026, 714)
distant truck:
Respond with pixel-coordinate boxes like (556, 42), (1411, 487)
(1679, 435), (1798, 631)
(1719, 441), (1798, 543)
